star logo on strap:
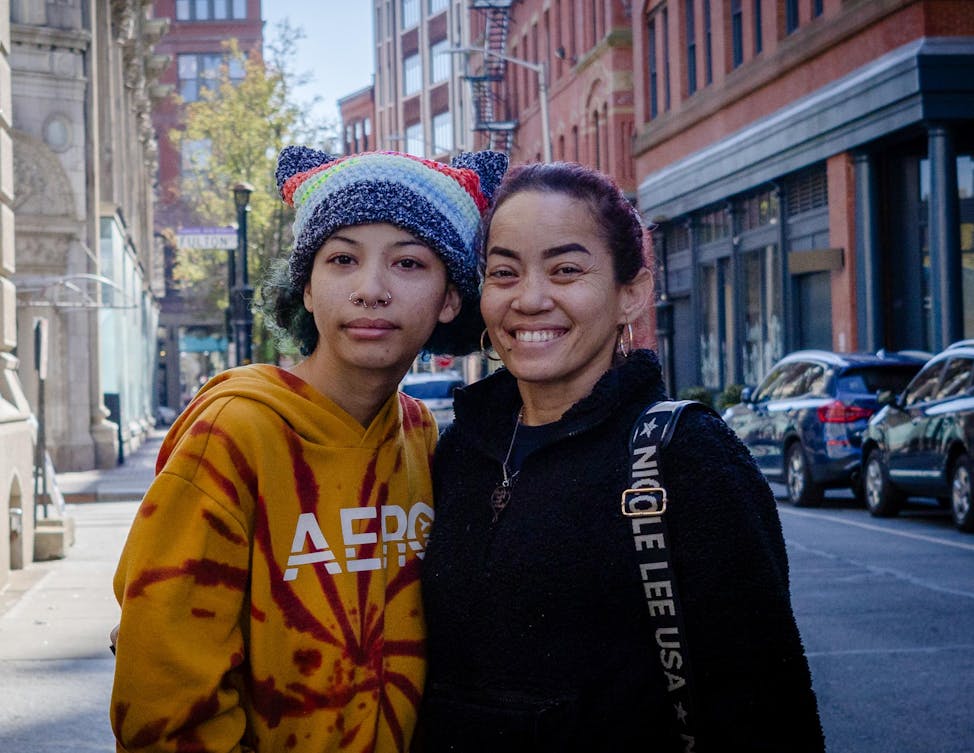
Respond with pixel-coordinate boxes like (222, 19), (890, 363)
(638, 417), (659, 440)
(673, 702), (688, 724)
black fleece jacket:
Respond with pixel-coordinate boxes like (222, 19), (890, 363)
(418, 350), (824, 753)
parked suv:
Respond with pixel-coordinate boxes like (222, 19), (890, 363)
(861, 341), (974, 531)
(400, 371), (465, 431)
(723, 350), (928, 506)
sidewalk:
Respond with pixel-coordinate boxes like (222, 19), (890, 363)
(55, 426), (166, 504)
(0, 430), (166, 748)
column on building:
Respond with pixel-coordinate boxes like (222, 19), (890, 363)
(0, 0), (37, 584)
(927, 124), (963, 350)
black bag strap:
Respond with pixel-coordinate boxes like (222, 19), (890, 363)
(623, 399), (700, 752)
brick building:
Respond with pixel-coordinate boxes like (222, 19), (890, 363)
(338, 85), (375, 155)
(149, 0), (262, 412)
(372, 0), (474, 159)
(466, 0), (638, 195)
(631, 0), (974, 394)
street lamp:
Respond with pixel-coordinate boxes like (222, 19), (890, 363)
(448, 45), (552, 163)
(232, 182), (255, 364)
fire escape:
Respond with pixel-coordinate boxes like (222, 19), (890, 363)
(466, 1), (517, 155)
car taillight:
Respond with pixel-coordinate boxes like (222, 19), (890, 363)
(817, 400), (874, 423)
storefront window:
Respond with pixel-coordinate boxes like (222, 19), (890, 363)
(919, 155), (974, 339)
(742, 244), (783, 386)
(700, 264), (720, 389)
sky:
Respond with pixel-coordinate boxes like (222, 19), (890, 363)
(262, 1), (374, 129)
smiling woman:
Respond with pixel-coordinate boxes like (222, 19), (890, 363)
(419, 161), (826, 752)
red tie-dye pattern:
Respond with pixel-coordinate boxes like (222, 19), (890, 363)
(129, 717), (170, 748)
(202, 509), (246, 545)
(243, 421), (421, 742)
(293, 648), (323, 676)
(398, 395), (425, 432)
(125, 558), (248, 600)
(127, 367), (427, 751)
(191, 608), (216, 619)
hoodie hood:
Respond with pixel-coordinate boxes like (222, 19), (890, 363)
(157, 363), (410, 473)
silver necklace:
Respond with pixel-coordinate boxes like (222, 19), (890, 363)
(490, 407), (523, 522)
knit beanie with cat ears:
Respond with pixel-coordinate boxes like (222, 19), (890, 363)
(276, 147), (509, 297)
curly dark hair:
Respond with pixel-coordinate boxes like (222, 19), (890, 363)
(483, 161), (648, 283)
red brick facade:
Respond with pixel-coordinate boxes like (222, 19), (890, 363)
(150, 0), (262, 230)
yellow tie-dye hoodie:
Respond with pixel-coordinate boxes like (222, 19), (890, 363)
(112, 364), (438, 753)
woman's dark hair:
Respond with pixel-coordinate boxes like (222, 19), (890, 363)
(259, 255), (484, 358)
(483, 161), (648, 283)
(260, 257), (318, 356)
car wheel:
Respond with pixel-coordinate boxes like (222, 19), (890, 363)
(863, 449), (902, 518)
(786, 443), (823, 507)
(951, 454), (974, 532)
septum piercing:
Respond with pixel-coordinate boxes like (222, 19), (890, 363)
(348, 291), (392, 309)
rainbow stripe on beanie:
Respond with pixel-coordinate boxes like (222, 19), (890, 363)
(276, 147), (508, 298)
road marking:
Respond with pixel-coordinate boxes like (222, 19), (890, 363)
(806, 644), (974, 658)
(779, 506), (974, 553)
(787, 538), (974, 600)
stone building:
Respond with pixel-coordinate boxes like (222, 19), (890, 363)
(0, 0), (34, 589)
(11, 0), (168, 471)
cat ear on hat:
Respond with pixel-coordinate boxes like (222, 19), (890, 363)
(275, 145), (337, 196)
(451, 150), (509, 203)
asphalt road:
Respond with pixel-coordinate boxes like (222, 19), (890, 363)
(778, 489), (974, 753)
(1, 494), (972, 752)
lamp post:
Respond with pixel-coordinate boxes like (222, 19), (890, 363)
(448, 45), (552, 163)
(232, 182), (255, 364)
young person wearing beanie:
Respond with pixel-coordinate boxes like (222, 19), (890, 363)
(111, 147), (507, 753)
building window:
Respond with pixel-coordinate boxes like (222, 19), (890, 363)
(662, 6), (671, 111)
(402, 0), (419, 29)
(743, 245), (783, 385)
(697, 205), (731, 244)
(703, 0), (712, 85)
(403, 53), (422, 96)
(813, 0), (823, 17)
(685, 0), (696, 96)
(432, 111), (453, 154)
(593, 109), (601, 169)
(363, 118), (371, 151)
(785, 168), (827, 216)
(753, 0), (763, 54)
(741, 189), (780, 230)
(785, 0), (799, 34)
(405, 122), (424, 157)
(430, 38), (451, 84)
(429, 0), (449, 12)
(176, 0), (246, 21)
(648, 17), (658, 119)
(178, 53), (244, 102)
(731, 0), (743, 68)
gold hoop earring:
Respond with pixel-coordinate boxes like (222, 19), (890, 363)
(618, 322), (634, 358)
(480, 328), (502, 362)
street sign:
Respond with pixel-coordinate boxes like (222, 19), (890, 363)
(177, 226), (237, 249)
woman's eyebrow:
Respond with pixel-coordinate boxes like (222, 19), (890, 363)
(543, 243), (590, 259)
(487, 243), (591, 260)
(486, 245), (518, 259)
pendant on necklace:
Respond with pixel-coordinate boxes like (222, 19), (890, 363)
(490, 480), (512, 522)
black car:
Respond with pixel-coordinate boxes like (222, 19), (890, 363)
(861, 341), (974, 532)
(723, 350), (928, 506)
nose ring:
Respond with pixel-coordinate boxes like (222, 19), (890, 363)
(348, 291), (392, 309)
